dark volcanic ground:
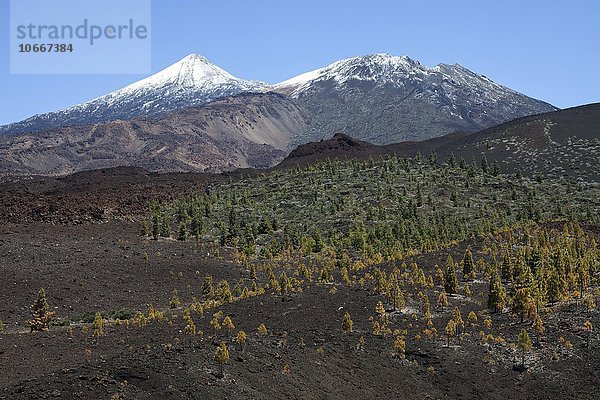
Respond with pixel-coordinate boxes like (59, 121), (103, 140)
(0, 167), (222, 224)
(0, 221), (598, 399)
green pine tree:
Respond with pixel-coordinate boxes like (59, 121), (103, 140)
(444, 255), (458, 294)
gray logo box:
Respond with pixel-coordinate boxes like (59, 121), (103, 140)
(10, 0), (151, 74)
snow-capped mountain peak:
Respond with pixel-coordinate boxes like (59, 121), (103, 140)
(0, 54), (267, 135)
(274, 53), (519, 101)
(119, 54), (250, 93)
(80, 53), (267, 110)
(275, 53), (425, 96)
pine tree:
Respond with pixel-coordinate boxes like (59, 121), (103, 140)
(445, 319), (456, 347)
(484, 318), (492, 330)
(374, 268), (387, 294)
(140, 220), (151, 237)
(92, 312), (104, 337)
(444, 255), (458, 294)
(451, 307), (465, 336)
(357, 335), (365, 351)
(183, 309), (196, 335)
(512, 288), (531, 323)
(393, 286), (406, 310)
(463, 284), (472, 297)
(435, 265), (445, 286)
(342, 311), (354, 333)
(420, 293), (431, 316)
(448, 153), (456, 168)
(547, 269), (564, 304)
(160, 215), (171, 238)
(210, 316), (221, 337)
(438, 291), (448, 311)
(170, 289), (181, 309)
(450, 190), (459, 207)
(313, 229), (325, 252)
(214, 341), (230, 378)
(202, 275), (214, 299)
(488, 273), (506, 313)
(583, 320), (593, 348)
(215, 280), (233, 303)
(462, 248), (475, 280)
(393, 335), (406, 358)
(340, 267), (351, 286)
(29, 288), (54, 332)
(481, 155), (489, 174)
(375, 301), (386, 320)
(416, 185), (424, 208)
(177, 222), (188, 241)
(491, 160), (501, 176)
(467, 311), (478, 327)
(222, 316), (235, 336)
(372, 320), (381, 336)
(190, 214), (202, 243)
(533, 314), (545, 336)
(257, 323), (268, 336)
(577, 263), (591, 298)
(151, 214), (160, 240)
(236, 330), (247, 351)
(517, 329), (532, 367)
(501, 253), (513, 282)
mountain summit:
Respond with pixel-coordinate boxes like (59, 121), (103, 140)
(275, 53), (426, 96)
(0, 54), (267, 136)
(115, 54), (265, 95)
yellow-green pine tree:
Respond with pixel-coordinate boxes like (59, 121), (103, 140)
(214, 341), (230, 378)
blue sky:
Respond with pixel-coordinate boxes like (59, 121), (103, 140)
(1, 0), (599, 125)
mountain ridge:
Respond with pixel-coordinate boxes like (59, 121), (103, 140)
(2, 53), (556, 141)
(277, 103), (600, 182)
(0, 52), (570, 176)
(0, 93), (301, 175)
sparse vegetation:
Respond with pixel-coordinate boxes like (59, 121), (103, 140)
(28, 288), (54, 333)
(342, 311), (353, 333)
(257, 323), (268, 336)
(92, 312), (105, 337)
(214, 341), (229, 378)
(517, 328), (532, 368)
(2, 151), (599, 397)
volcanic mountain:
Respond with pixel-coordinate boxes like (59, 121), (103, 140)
(275, 53), (557, 147)
(0, 54), (267, 136)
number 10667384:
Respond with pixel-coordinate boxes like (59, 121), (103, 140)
(18, 43), (74, 53)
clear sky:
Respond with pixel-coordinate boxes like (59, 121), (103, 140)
(1, 0), (599, 125)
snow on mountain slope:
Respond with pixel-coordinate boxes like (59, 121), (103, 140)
(274, 53), (558, 146)
(95, 54), (265, 108)
(275, 54), (424, 96)
(276, 53), (537, 102)
(0, 54), (267, 136)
